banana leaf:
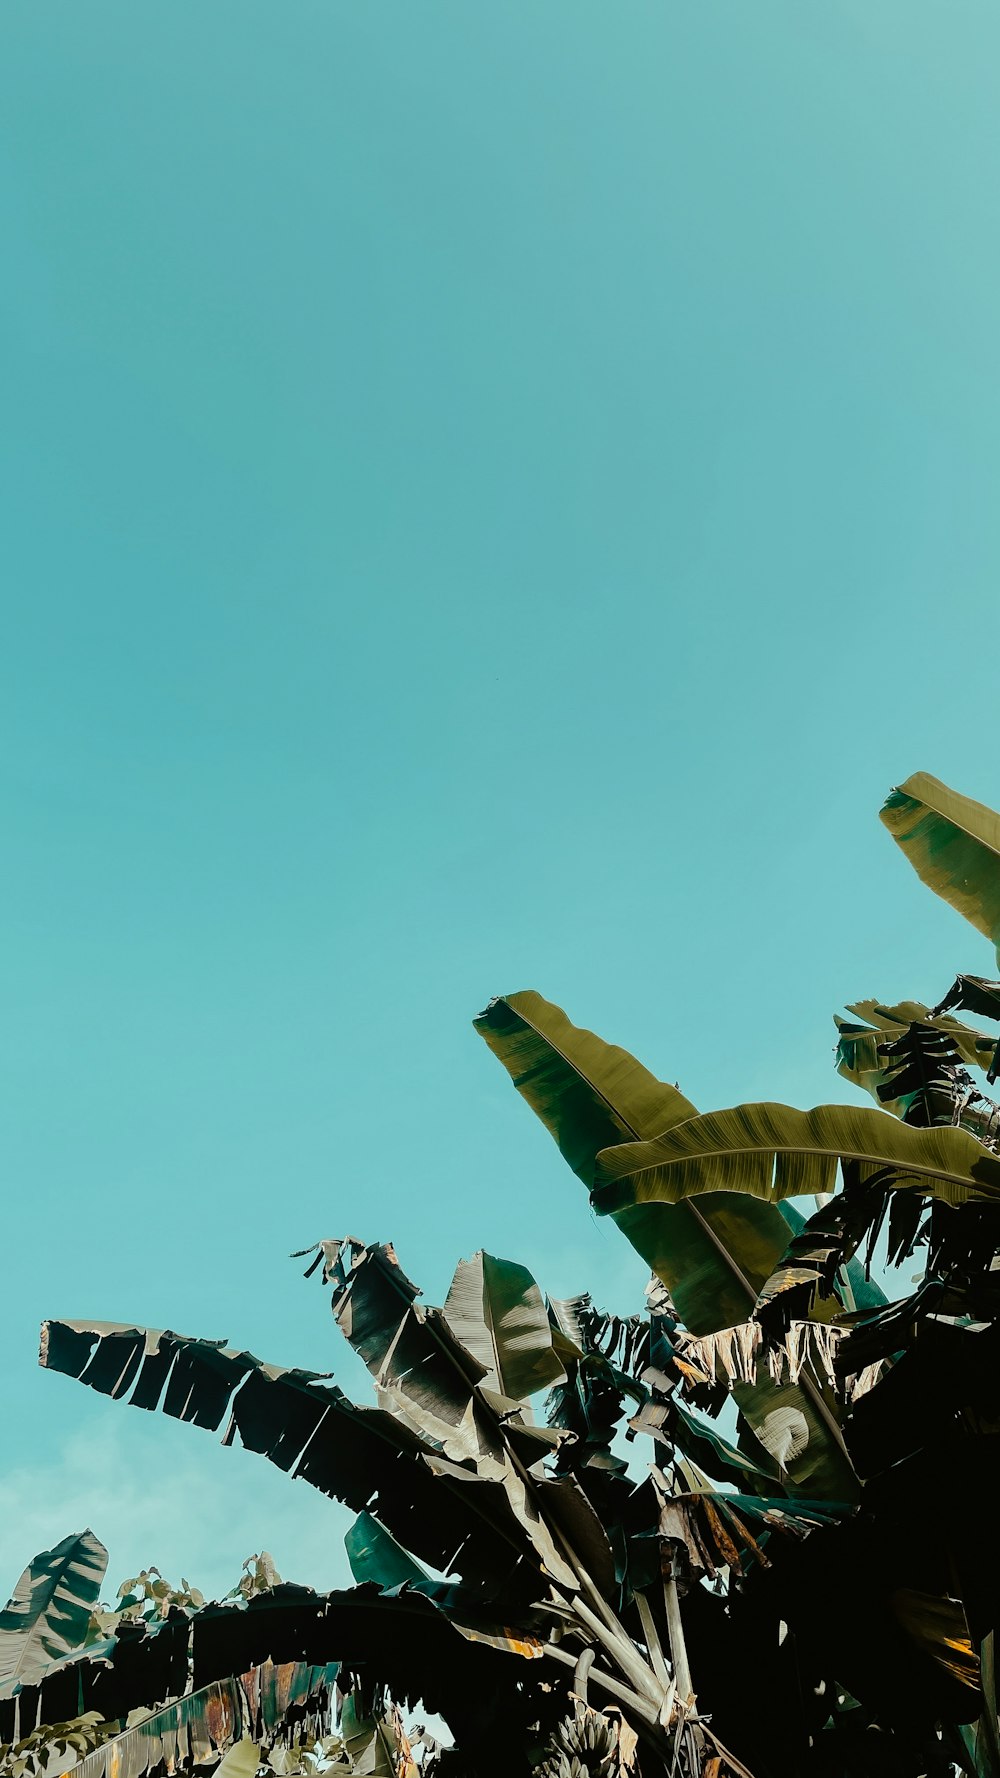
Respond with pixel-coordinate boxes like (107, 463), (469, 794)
(957, 1633), (1000, 1778)
(837, 1003), (998, 1109)
(475, 995), (819, 1329)
(0, 1531), (107, 1695)
(37, 1322), (529, 1594)
(593, 1102), (1000, 1214)
(881, 773), (1000, 962)
(301, 1240), (504, 1471)
(475, 994), (858, 1499)
(444, 1251), (565, 1403)
(475, 991), (698, 1177)
(65, 1660), (340, 1778)
(302, 1239), (615, 1595)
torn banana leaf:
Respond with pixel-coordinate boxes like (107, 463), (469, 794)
(881, 773), (1000, 963)
(838, 999), (998, 1084)
(301, 1239), (506, 1469)
(67, 1661), (340, 1778)
(37, 1322), (530, 1594)
(300, 1239), (614, 1594)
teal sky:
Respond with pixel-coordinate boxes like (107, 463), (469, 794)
(3, 0), (1000, 1598)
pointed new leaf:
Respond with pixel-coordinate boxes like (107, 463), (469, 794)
(0, 1530), (107, 1694)
(444, 1252), (565, 1403)
(881, 773), (1000, 961)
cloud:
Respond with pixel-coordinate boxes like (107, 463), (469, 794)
(0, 1403), (354, 1604)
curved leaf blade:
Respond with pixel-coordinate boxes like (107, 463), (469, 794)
(474, 991), (697, 1182)
(474, 993), (801, 1333)
(0, 1530), (107, 1694)
(881, 773), (1000, 959)
(593, 1101), (1000, 1214)
(37, 1322), (521, 1591)
(476, 993), (860, 1499)
(444, 1252), (565, 1403)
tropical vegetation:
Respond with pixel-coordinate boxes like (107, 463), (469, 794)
(6, 770), (1000, 1778)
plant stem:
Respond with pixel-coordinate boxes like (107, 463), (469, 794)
(662, 1556), (694, 1706)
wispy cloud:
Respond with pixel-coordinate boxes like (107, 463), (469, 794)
(0, 1403), (353, 1604)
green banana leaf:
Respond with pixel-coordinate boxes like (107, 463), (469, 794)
(593, 1101), (1000, 1215)
(0, 1530), (107, 1694)
(67, 1662), (341, 1778)
(837, 1000), (998, 1092)
(475, 991), (698, 1178)
(667, 1400), (780, 1491)
(475, 994), (810, 1327)
(345, 1512), (430, 1591)
(443, 1251), (565, 1403)
(475, 994), (858, 1500)
(881, 773), (1000, 962)
(779, 1199), (885, 1316)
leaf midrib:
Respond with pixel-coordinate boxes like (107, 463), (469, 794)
(598, 1124), (1000, 1197)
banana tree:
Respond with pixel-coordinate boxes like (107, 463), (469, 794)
(32, 769), (1000, 1777)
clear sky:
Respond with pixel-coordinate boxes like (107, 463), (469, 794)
(2, 0), (1000, 1600)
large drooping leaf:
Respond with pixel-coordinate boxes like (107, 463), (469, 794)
(475, 994), (858, 1500)
(881, 773), (1000, 961)
(592, 1101), (1000, 1215)
(37, 1322), (525, 1594)
(0, 1530), (107, 1694)
(444, 1252), (565, 1403)
(2, 1582), (554, 1778)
